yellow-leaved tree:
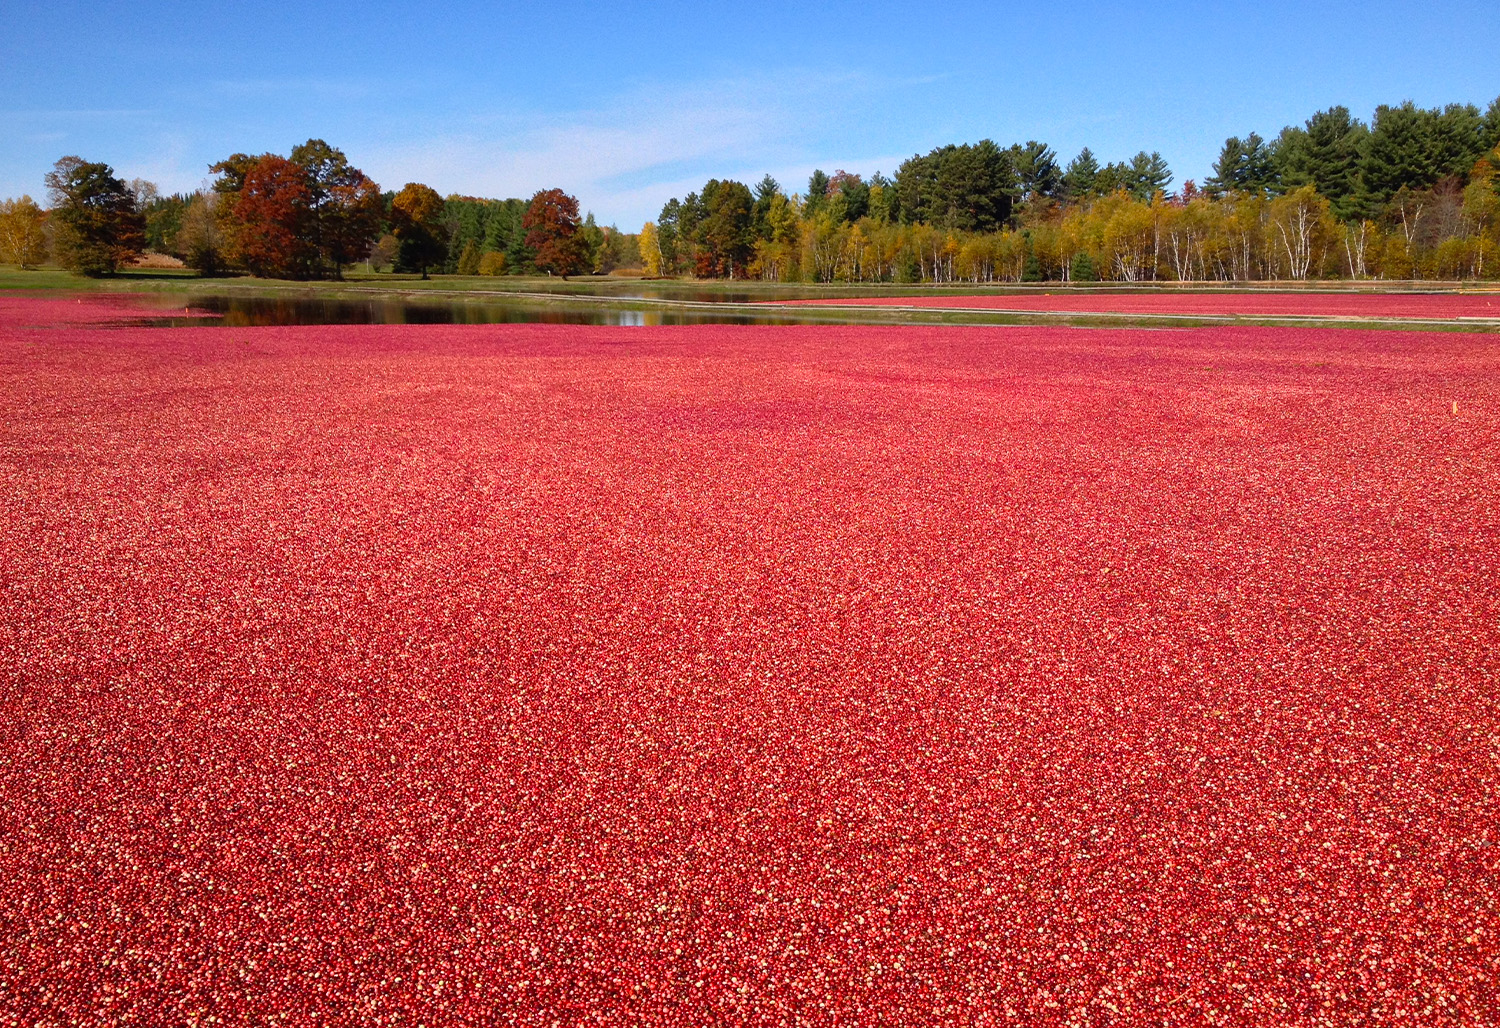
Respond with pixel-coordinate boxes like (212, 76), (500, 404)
(1267, 185), (1337, 279)
(0, 196), (49, 268)
(638, 222), (662, 277)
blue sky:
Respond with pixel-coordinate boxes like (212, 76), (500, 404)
(3, 0), (1497, 229)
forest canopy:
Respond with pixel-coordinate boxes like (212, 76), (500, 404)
(6, 94), (1500, 282)
(650, 97), (1500, 283)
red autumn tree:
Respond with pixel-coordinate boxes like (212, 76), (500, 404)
(522, 188), (590, 277)
(233, 155), (316, 279)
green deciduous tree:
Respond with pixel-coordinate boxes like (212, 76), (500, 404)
(44, 156), (145, 275)
(138, 188), (191, 255)
(176, 193), (227, 275)
(291, 141), (376, 274)
(289, 139), (383, 278)
(209, 143), (378, 279)
(696, 179), (754, 277)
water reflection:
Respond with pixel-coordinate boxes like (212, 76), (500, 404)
(146, 295), (811, 327)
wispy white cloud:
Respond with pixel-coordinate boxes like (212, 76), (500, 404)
(123, 132), (209, 195)
(1, 68), (922, 224)
(356, 69), (914, 226)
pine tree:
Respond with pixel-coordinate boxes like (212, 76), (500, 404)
(1062, 149), (1100, 201)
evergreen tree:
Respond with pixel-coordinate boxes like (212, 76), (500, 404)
(442, 197), (493, 272)
(482, 198), (528, 271)
(504, 225), (535, 274)
(896, 141), (1015, 231)
(827, 171), (869, 223)
(1021, 236), (1043, 281)
(1095, 160), (1129, 196)
(751, 174), (781, 240)
(1358, 101), (1483, 207)
(1205, 134), (1274, 196)
(804, 170), (831, 217)
(656, 197), (682, 274)
(1127, 151), (1172, 200)
(1270, 126), (1310, 191)
(1014, 141), (1062, 202)
(1276, 107), (1368, 219)
(1061, 148), (1100, 201)
(1483, 96), (1500, 154)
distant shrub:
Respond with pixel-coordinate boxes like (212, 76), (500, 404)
(478, 251), (507, 276)
(456, 240), (481, 276)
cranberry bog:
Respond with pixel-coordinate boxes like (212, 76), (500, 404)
(775, 290), (1500, 324)
(2, 295), (1497, 1026)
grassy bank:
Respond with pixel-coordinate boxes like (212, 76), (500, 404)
(5, 266), (1499, 301)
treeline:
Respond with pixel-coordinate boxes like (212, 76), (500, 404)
(6, 97), (1500, 282)
(1, 140), (641, 279)
(646, 96), (1500, 282)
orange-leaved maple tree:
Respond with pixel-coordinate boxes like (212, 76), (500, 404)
(233, 155), (316, 279)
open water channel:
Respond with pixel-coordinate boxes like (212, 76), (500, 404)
(135, 294), (825, 327)
(119, 276), (914, 327)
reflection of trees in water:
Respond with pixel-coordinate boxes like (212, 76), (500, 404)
(181, 295), (799, 328)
